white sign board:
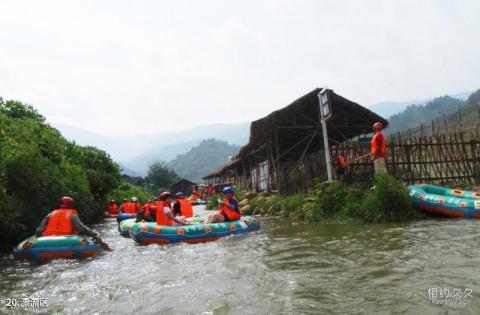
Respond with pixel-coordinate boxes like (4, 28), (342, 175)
(318, 88), (331, 120)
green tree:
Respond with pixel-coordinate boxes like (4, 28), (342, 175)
(0, 98), (122, 250)
(144, 161), (179, 192)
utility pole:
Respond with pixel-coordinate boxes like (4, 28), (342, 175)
(318, 88), (333, 182)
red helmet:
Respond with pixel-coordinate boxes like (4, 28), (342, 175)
(373, 122), (383, 130)
(59, 196), (74, 208)
(159, 191), (172, 201)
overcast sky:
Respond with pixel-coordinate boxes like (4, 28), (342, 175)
(1, 0), (479, 137)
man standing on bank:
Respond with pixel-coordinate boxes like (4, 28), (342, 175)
(370, 122), (388, 174)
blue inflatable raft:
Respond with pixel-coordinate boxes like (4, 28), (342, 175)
(14, 235), (101, 261)
(409, 184), (480, 218)
(131, 216), (260, 245)
(116, 213), (136, 223)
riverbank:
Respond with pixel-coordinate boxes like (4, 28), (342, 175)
(238, 174), (420, 223)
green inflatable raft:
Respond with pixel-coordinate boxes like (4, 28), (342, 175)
(14, 235), (101, 261)
(118, 218), (137, 238)
(131, 215), (260, 245)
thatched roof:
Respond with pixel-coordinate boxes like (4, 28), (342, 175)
(170, 178), (196, 188)
(202, 158), (240, 179)
(203, 88), (388, 179)
(238, 88), (388, 158)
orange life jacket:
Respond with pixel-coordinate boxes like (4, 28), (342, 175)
(42, 209), (78, 236)
(155, 201), (173, 226)
(220, 197), (241, 221)
(337, 155), (347, 167)
(370, 131), (387, 160)
(106, 204), (119, 214)
(142, 202), (154, 218)
(176, 198), (193, 218)
(122, 202), (139, 214)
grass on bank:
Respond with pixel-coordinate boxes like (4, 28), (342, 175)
(243, 174), (418, 223)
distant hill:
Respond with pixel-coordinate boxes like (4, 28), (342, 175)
(127, 123), (250, 147)
(166, 139), (240, 182)
(49, 122), (250, 175)
(50, 123), (129, 161)
(369, 91), (472, 118)
(122, 123), (250, 175)
(386, 95), (471, 134)
(122, 140), (202, 176)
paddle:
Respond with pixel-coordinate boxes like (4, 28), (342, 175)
(95, 236), (113, 251)
(345, 153), (371, 165)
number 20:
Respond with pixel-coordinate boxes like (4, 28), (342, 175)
(5, 299), (17, 307)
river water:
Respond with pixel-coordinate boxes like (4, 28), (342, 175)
(1, 206), (479, 314)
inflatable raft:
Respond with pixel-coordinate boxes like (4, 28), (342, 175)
(409, 184), (480, 218)
(188, 216), (206, 224)
(14, 235), (101, 261)
(116, 213), (136, 223)
(121, 217), (206, 237)
(131, 216), (260, 245)
(105, 212), (119, 219)
(118, 218), (137, 238)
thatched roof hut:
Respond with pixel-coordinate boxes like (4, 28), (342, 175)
(203, 88), (388, 181)
(202, 158), (240, 180)
(238, 88), (388, 160)
(170, 178), (196, 195)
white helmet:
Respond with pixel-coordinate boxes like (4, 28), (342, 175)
(131, 197), (138, 202)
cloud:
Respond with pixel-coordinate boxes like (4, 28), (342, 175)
(1, 0), (479, 137)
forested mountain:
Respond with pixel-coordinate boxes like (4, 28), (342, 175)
(386, 95), (467, 134)
(167, 139), (240, 182)
(122, 123), (250, 175)
(368, 91), (471, 118)
(123, 140), (203, 176)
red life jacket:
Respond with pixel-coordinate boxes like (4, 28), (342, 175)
(220, 198), (241, 221)
(42, 209), (78, 236)
(106, 204), (119, 214)
(337, 155), (347, 167)
(176, 198), (193, 218)
(155, 201), (174, 226)
(122, 202), (138, 214)
(370, 131), (387, 160)
(143, 202), (154, 217)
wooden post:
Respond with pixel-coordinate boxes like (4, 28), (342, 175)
(390, 140), (396, 178)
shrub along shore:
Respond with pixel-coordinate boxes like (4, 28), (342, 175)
(230, 174), (420, 224)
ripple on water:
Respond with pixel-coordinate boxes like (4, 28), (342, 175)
(1, 211), (480, 314)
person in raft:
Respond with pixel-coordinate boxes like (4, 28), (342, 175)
(370, 122), (388, 174)
(173, 192), (194, 218)
(206, 186), (241, 224)
(35, 196), (111, 249)
(120, 197), (141, 214)
(136, 199), (156, 222)
(154, 192), (189, 226)
(105, 199), (119, 215)
(118, 198), (128, 212)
